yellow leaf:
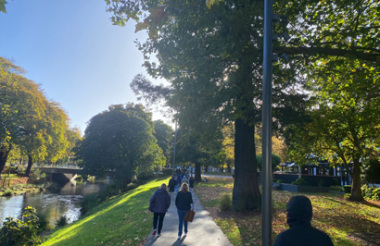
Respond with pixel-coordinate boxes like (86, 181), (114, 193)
(206, 0), (216, 9)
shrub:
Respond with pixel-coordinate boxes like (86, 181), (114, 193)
(56, 216), (68, 227)
(292, 178), (307, 186)
(330, 186), (344, 192)
(80, 193), (100, 215)
(219, 193), (232, 211)
(276, 179), (284, 184)
(36, 213), (49, 233)
(256, 154), (281, 171)
(3, 190), (13, 196)
(0, 206), (41, 245)
(343, 185), (351, 193)
(361, 184), (380, 200)
(364, 159), (380, 183)
(80, 186), (117, 215)
(125, 183), (138, 191)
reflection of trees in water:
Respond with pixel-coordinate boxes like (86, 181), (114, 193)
(0, 181), (109, 228)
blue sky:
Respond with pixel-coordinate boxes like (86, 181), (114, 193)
(0, 1), (171, 134)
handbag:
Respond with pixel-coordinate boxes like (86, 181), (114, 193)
(184, 209), (195, 222)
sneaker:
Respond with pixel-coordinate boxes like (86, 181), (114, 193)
(157, 233), (161, 237)
(177, 236), (181, 240)
(152, 230), (157, 236)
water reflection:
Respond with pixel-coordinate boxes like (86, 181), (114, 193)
(0, 180), (108, 228)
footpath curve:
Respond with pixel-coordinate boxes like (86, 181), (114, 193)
(144, 188), (232, 246)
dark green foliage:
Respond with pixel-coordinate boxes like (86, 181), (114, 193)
(80, 193), (105, 215)
(0, 206), (41, 246)
(153, 120), (174, 166)
(256, 154), (282, 171)
(361, 185), (380, 201)
(36, 213), (48, 234)
(330, 186), (344, 192)
(219, 193), (233, 211)
(162, 168), (173, 176)
(77, 104), (165, 191)
(292, 178), (307, 186)
(364, 159), (380, 183)
(344, 185), (352, 194)
(56, 216), (68, 228)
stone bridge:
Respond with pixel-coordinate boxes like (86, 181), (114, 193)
(39, 164), (83, 185)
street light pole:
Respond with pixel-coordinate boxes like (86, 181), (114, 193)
(172, 120), (177, 169)
(262, 0), (273, 245)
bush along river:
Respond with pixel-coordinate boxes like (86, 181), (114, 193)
(0, 179), (110, 230)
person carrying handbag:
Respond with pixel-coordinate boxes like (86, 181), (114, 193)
(175, 182), (193, 240)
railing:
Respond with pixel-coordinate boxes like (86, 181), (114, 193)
(38, 163), (82, 169)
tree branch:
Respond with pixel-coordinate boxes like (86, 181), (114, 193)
(274, 46), (380, 63)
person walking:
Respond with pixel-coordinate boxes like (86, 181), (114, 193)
(189, 175), (194, 188)
(181, 174), (189, 185)
(175, 182), (193, 240)
(149, 183), (171, 237)
(274, 195), (334, 246)
(168, 176), (176, 193)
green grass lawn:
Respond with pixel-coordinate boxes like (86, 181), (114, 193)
(41, 177), (170, 246)
(195, 177), (380, 246)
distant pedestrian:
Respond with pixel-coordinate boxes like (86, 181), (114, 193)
(168, 176), (176, 193)
(175, 182), (193, 240)
(149, 183), (171, 237)
(274, 195), (334, 246)
(189, 176), (194, 188)
(181, 174), (189, 185)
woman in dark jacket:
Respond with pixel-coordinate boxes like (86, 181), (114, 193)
(175, 182), (193, 240)
(149, 183), (171, 236)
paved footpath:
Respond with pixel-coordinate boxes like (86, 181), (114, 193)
(144, 188), (232, 246)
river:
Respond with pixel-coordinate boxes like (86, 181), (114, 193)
(0, 180), (109, 229)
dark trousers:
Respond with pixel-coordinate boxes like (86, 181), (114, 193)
(153, 212), (166, 233)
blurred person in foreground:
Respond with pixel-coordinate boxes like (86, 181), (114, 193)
(274, 195), (334, 246)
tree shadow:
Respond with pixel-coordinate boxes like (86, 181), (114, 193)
(361, 200), (380, 209)
(326, 215), (380, 246)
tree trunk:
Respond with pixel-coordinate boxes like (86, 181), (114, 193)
(350, 159), (363, 201)
(232, 118), (261, 211)
(25, 155), (33, 177)
(194, 161), (202, 182)
(0, 145), (11, 177)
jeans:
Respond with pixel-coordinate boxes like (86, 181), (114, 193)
(153, 212), (166, 234)
(177, 209), (189, 236)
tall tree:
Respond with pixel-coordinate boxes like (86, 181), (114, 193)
(0, 57), (71, 176)
(276, 0), (380, 64)
(287, 58), (380, 201)
(77, 104), (165, 191)
(153, 120), (174, 167)
(108, 0), (306, 210)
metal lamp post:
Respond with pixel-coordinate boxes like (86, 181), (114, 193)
(262, 0), (274, 245)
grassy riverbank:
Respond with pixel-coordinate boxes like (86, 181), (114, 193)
(41, 177), (169, 246)
(195, 177), (380, 246)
